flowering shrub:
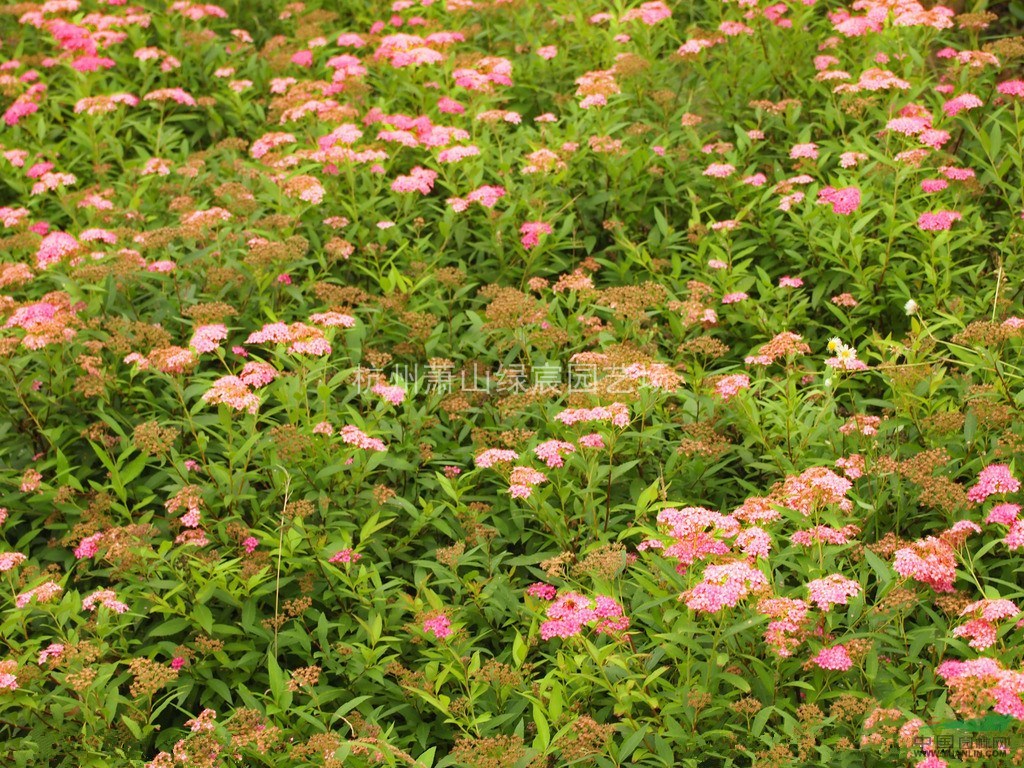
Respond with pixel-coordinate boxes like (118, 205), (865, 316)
(1, 0), (1024, 767)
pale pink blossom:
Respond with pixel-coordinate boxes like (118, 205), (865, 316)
(968, 464), (1020, 502)
(423, 612), (452, 639)
(82, 589), (128, 614)
(807, 574), (861, 610)
(812, 644), (853, 671)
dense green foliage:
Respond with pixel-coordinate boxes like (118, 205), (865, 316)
(1, 0), (1024, 766)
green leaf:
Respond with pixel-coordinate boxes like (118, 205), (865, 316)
(207, 677), (235, 705)
(616, 726), (649, 762)
(864, 548), (893, 587)
(752, 705), (774, 736)
(719, 672), (751, 693)
(532, 703), (550, 752)
(512, 631), (528, 668)
(635, 479), (661, 519)
(267, 655), (285, 701)
(654, 207), (669, 237)
(120, 451), (149, 486)
(120, 715), (143, 740)
(963, 411), (978, 443)
(148, 617), (191, 637)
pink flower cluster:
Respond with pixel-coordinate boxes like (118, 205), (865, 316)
(0, 552), (27, 572)
(985, 503), (1024, 551)
(942, 520), (982, 548)
(703, 163), (735, 178)
(0, 206), (29, 228)
(474, 448), (519, 468)
(817, 186), (861, 215)
(75, 532), (104, 559)
(936, 657), (1024, 721)
(622, 362), (682, 391)
(893, 536), (957, 592)
(791, 524), (860, 547)
(997, 80), (1024, 98)
(83, 589), (129, 614)
(202, 376), (260, 415)
(806, 574), (861, 611)
(917, 210), (962, 231)
(731, 496), (782, 525)
(20, 468), (43, 493)
(251, 132), (296, 159)
(825, 346), (868, 371)
(340, 425), (387, 452)
(189, 324), (227, 354)
(840, 414), (882, 436)
(790, 143), (819, 160)
(31, 171), (78, 196)
(777, 466), (853, 515)
(736, 527), (773, 557)
(329, 548), (362, 565)
(539, 592), (629, 640)
(744, 331), (811, 365)
(36, 231), (79, 269)
(239, 361), (279, 387)
(554, 402), (629, 428)
(166, 486), (203, 530)
(453, 56), (512, 91)
(245, 322), (331, 356)
(967, 464), (1020, 503)
(373, 35), (444, 69)
(371, 383), (406, 406)
(942, 93), (983, 117)
(986, 503), (1020, 525)
(391, 166), (438, 194)
(812, 644), (853, 671)
(835, 454), (865, 479)
(676, 38), (721, 58)
(309, 312), (356, 328)
(758, 597), (810, 657)
(527, 582), (557, 600)
(508, 466), (547, 499)
(683, 560), (769, 614)
(437, 146), (481, 165)
(0, 660), (16, 692)
(621, 1), (671, 25)
(423, 612), (452, 639)
(953, 600), (1020, 650)
(651, 506), (737, 569)
(143, 87), (197, 106)
(520, 221), (552, 249)
(16, 581), (62, 608)
(886, 114), (931, 137)
(713, 374), (750, 400)
(534, 440), (576, 468)
(38, 643), (63, 667)
(5, 299), (79, 350)
(447, 184), (505, 211)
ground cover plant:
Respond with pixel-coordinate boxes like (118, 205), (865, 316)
(1, 0), (1024, 766)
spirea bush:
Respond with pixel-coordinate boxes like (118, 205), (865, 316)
(1, 0), (1024, 766)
